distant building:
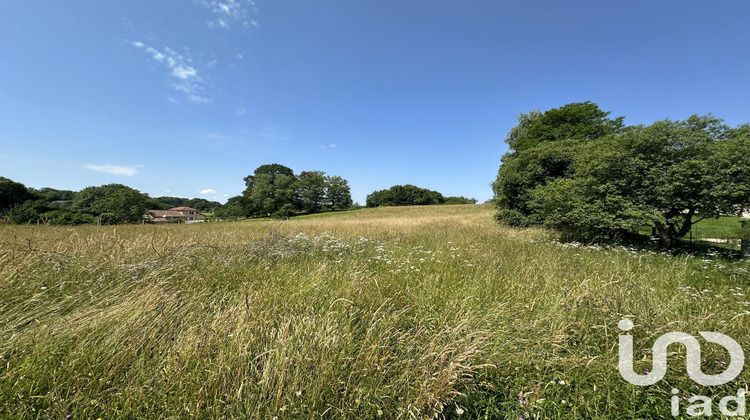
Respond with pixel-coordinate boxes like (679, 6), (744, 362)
(144, 207), (205, 224)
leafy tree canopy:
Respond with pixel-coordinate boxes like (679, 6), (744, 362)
(72, 184), (150, 224)
(366, 185), (446, 207)
(506, 101), (625, 152)
(0, 177), (38, 210)
(445, 196), (478, 205)
(494, 103), (750, 245)
(152, 196), (222, 212)
(241, 164), (353, 217)
(494, 102), (626, 227)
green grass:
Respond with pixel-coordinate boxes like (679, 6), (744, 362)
(1, 205), (750, 419)
(638, 216), (749, 249)
(690, 216), (748, 240)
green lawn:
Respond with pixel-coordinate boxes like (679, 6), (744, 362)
(689, 216), (748, 240)
(638, 216), (749, 248)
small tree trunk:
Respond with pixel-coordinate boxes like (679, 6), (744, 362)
(742, 239), (750, 259)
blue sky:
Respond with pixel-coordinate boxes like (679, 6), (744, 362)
(1, 1), (749, 204)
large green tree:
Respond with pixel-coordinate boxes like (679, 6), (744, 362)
(532, 116), (750, 243)
(297, 171), (327, 214)
(493, 102), (626, 226)
(495, 105), (750, 245)
(72, 184), (150, 223)
(242, 164), (353, 217)
(243, 164), (298, 217)
(325, 175), (353, 211)
(366, 185), (445, 207)
(214, 195), (247, 219)
(0, 177), (38, 210)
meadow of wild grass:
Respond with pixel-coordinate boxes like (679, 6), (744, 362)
(2, 204), (750, 419)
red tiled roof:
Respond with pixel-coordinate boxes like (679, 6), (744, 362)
(169, 207), (199, 211)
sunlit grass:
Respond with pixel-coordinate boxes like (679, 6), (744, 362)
(1, 205), (749, 418)
(691, 216), (747, 240)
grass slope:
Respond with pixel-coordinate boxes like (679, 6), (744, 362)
(1, 205), (749, 419)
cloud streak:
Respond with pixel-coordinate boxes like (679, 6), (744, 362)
(200, 0), (258, 29)
(200, 189), (217, 194)
(131, 41), (210, 104)
(85, 164), (138, 176)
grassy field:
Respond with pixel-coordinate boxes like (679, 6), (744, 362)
(2, 204), (750, 419)
(690, 217), (748, 241)
(638, 216), (748, 248)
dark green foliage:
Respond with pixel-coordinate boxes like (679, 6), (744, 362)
(506, 101), (625, 152)
(494, 103), (750, 245)
(298, 171), (327, 214)
(0, 168), (350, 224)
(366, 185), (446, 207)
(444, 196), (478, 205)
(325, 175), (353, 211)
(297, 172), (353, 213)
(98, 213), (119, 225)
(72, 184), (150, 224)
(38, 210), (96, 225)
(153, 196), (222, 212)
(213, 195), (247, 219)
(3, 200), (46, 224)
(241, 164), (353, 218)
(243, 163), (297, 217)
(493, 102), (625, 227)
(1, 180), (92, 224)
(30, 187), (76, 206)
(0, 177), (38, 210)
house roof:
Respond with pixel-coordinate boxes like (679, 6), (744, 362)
(150, 217), (169, 223)
(169, 207), (199, 211)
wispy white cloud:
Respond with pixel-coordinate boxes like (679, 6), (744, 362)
(235, 107), (247, 115)
(131, 41), (210, 104)
(85, 164), (138, 176)
(317, 143), (337, 149)
(200, 0), (258, 30)
(200, 189), (217, 194)
(236, 53), (244, 59)
(172, 65), (197, 80)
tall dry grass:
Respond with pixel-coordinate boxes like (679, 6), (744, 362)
(1, 205), (749, 418)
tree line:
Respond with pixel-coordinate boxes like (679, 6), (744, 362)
(223, 163), (354, 218)
(366, 184), (476, 207)
(1, 161), (479, 224)
(0, 164), (355, 224)
(0, 178), (224, 225)
(493, 102), (750, 245)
